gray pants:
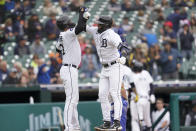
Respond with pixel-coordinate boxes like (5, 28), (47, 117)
(162, 71), (179, 81)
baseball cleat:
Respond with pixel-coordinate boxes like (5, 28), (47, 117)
(110, 120), (122, 130)
(94, 121), (111, 130)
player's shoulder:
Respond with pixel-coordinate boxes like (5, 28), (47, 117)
(142, 70), (150, 75)
(87, 25), (98, 33)
(108, 29), (118, 35)
(108, 29), (121, 40)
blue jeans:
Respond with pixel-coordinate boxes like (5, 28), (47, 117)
(181, 50), (192, 60)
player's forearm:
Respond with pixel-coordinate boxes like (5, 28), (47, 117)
(161, 121), (168, 129)
(117, 43), (129, 57)
(75, 7), (89, 35)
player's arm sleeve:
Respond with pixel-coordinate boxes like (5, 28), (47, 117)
(56, 34), (63, 53)
(110, 33), (122, 47)
(75, 7), (88, 35)
(86, 25), (97, 34)
(111, 33), (129, 57)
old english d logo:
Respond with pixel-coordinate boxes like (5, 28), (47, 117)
(101, 39), (107, 48)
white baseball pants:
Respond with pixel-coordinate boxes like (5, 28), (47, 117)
(60, 66), (80, 131)
(130, 98), (151, 131)
(99, 63), (123, 121)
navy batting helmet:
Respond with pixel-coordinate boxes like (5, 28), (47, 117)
(56, 15), (75, 31)
(132, 59), (143, 73)
(97, 16), (113, 27)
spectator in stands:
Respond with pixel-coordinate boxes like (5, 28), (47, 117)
(30, 35), (46, 56)
(20, 68), (29, 87)
(167, 7), (187, 33)
(30, 54), (39, 74)
(148, 45), (161, 80)
(80, 45), (99, 79)
(45, 13), (59, 40)
(128, 44), (150, 70)
(27, 66), (38, 86)
(108, 0), (121, 12)
(161, 21), (178, 49)
(14, 36), (30, 56)
(153, 6), (165, 22)
(78, 35), (87, 56)
(0, 0), (6, 23)
(0, 61), (9, 83)
(152, 98), (170, 131)
(13, 1), (24, 19)
(146, 0), (155, 12)
(120, 16), (133, 33)
(170, 0), (187, 7)
(22, 0), (32, 16)
(27, 13), (42, 42)
(13, 61), (23, 80)
(48, 55), (61, 84)
(161, 0), (169, 7)
(185, 101), (196, 126)
(132, 0), (145, 10)
(2, 67), (20, 86)
(180, 23), (194, 60)
(140, 20), (158, 47)
(190, 14), (196, 36)
(121, 0), (133, 12)
(43, 0), (59, 16)
(69, 0), (81, 12)
(12, 12), (27, 41)
(4, 18), (15, 42)
(5, 0), (15, 11)
(89, 38), (101, 68)
(59, 0), (69, 12)
(37, 59), (51, 84)
(158, 41), (182, 80)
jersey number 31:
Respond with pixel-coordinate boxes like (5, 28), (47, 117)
(101, 39), (107, 48)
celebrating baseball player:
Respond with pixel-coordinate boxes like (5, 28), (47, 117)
(55, 7), (89, 131)
(78, 7), (129, 129)
(128, 60), (156, 131)
(83, 13), (129, 129)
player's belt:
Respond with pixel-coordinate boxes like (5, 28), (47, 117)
(64, 64), (77, 69)
(102, 61), (117, 68)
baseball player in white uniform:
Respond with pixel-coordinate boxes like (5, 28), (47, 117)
(128, 60), (156, 131)
(84, 15), (129, 130)
(56, 7), (89, 131)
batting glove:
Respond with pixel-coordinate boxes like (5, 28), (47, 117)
(134, 95), (139, 103)
(117, 56), (126, 65)
(150, 94), (156, 104)
(83, 12), (91, 20)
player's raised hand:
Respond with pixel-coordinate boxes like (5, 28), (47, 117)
(83, 12), (91, 20)
(79, 7), (91, 20)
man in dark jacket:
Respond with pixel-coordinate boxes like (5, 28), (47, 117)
(159, 41), (182, 80)
(2, 68), (20, 86)
(180, 23), (194, 60)
(167, 7), (187, 33)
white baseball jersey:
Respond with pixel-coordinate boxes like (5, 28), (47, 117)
(152, 108), (170, 131)
(130, 70), (153, 98)
(122, 65), (133, 90)
(57, 28), (81, 130)
(86, 26), (121, 64)
(56, 28), (81, 67)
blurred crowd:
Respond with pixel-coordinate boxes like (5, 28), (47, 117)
(0, 0), (196, 87)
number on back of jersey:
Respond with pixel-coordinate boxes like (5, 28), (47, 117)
(101, 39), (107, 48)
